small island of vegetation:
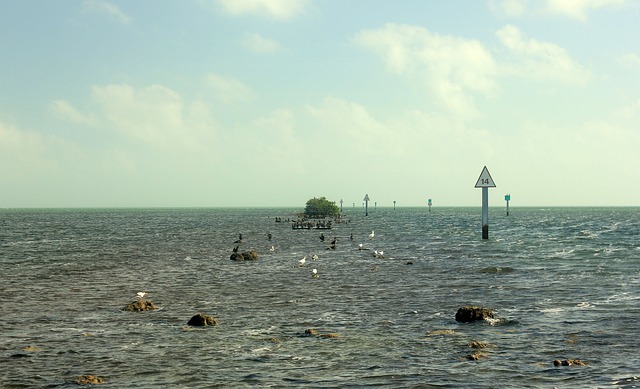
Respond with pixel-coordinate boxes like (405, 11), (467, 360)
(304, 197), (340, 218)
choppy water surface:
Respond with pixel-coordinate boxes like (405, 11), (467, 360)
(1, 207), (639, 388)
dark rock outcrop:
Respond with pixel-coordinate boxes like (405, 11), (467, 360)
(455, 306), (495, 322)
(123, 300), (158, 312)
(468, 340), (494, 349)
(466, 352), (488, 361)
(230, 251), (259, 261)
(75, 375), (105, 384)
(553, 359), (587, 366)
(302, 328), (339, 338)
(187, 313), (219, 326)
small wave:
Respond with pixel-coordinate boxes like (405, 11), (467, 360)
(242, 326), (277, 336)
(480, 266), (515, 274)
(540, 307), (564, 314)
(551, 249), (575, 258)
(612, 376), (640, 386)
(576, 302), (595, 309)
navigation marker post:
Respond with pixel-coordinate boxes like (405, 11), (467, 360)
(363, 194), (370, 216)
(505, 194), (510, 216)
(474, 166), (496, 240)
(428, 198), (432, 212)
(340, 199), (343, 213)
(393, 200), (396, 210)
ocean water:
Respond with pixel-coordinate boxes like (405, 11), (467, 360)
(0, 207), (639, 388)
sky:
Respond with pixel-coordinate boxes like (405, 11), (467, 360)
(1, 0), (639, 208)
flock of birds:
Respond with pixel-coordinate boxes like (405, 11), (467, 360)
(135, 230), (384, 300)
(236, 229), (386, 279)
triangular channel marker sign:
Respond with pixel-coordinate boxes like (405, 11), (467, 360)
(474, 166), (496, 188)
(363, 194), (370, 201)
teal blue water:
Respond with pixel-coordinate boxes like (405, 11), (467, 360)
(1, 207), (639, 387)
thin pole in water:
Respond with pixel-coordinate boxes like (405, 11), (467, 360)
(505, 194), (510, 216)
(474, 166), (496, 240)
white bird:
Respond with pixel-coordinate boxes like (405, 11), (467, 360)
(299, 256), (306, 265)
(358, 243), (364, 250)
(312, 268), (317, 274)
(369, 230), (375, 239)
(136, 291), (147, 299)
(373, 250), (385, 258)
(311, 268), (319, 278)
(270, 245), (275, 252)
(312, 254), (319, 261)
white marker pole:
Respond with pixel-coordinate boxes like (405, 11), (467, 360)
(482, 187), (489, 239)
(474, 166), (496, 240)
(505, 194), (510, 216)
(363, 194), (370, 216)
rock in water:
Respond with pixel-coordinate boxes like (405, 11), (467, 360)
(123, 300), (158, 312)
(455, 306), (495, 322)
(187, 313), (219, 326)
(75, 375), (105, 384)
(230, 250), (260, 261)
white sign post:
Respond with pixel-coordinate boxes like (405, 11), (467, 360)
(474, 166), (496, 240)
(363, 194), (370, 216)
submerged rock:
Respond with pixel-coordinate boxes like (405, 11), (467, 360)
(468, 340), (495, 349)
(123, 300), (158, 312)
(187, 313), (219, 326)
(75, 375), (105, 384)
(553, 359), (587, 367)
(455, 306), (495, 323)
(466, 352), (488, 361)
(302, 328), (339, 338)
(230, 251), (260, 261)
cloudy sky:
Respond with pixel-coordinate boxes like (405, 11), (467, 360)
(1, 0), (639, 208)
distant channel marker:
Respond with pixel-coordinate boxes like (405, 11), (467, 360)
(363, 194), (370, 216)
(474, 166), (496, 240)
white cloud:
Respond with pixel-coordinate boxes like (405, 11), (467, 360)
(82, 0), (132, 24)
(50, 99), (95, 126)
(544, 0), (628, 20)
(488, 0), (528, 17)
(618, 53), (640, 69)
(204, 73), (255, 103)
(489, 0), (629, 20)
(354, 24), (497, 117)
(91, 83), (216, 152)
(0, 122), (47, 173)
(496, 24), (591, 84)
(216, 0), (309, 20)
(243, 33), (281, 53)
